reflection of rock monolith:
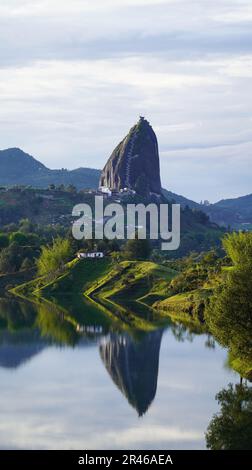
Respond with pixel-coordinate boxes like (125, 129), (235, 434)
(99, 330), (163, 416)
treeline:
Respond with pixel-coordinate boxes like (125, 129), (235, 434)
(0, 218), (67, 275)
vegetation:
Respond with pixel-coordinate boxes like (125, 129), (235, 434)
(123, 237), (152, 260)
(205, 232), (252, 370)
(206, 383), (252, 450)
(152, 232), (252, 378)
(0, 217), (69, 279)
(37, 237), (73, 278)
(0, 186), (225, 257)
(12, 257), (176, 332)
(0, 184), (250, 379)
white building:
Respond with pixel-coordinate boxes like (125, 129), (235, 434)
(98, 186), (112, 197)
(77, 252), (104, 259)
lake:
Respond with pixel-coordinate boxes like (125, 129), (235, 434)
(0, 296), (238, 450)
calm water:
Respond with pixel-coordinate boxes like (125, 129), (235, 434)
(0, 296), (238, 450)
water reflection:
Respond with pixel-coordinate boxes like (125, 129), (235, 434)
(0, 296), (220, 419)
(0, 298), (246, 448)
(0, 296), (164, 416)
(0, 297), (47, 368)
(99, 330), (163, 416)
(206, 381), (252, 450)
(0, 330), (47, 369)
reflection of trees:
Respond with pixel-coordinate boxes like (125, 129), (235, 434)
(0, 296), (104, 367)
(0, 297), (79, 346)
(35, 301), (79, 346)
(0, 298), (47, 368)
(170, 322), (196, 343)
(206, 383), (252, 450)
(0, 298), (36, 330)
(99, 330), (163, 416)
(204, 335), (216, 350)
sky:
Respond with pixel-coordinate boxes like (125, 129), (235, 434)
(0, 0), (251, 202)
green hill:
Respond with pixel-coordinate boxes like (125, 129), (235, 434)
(163, 188), (252, 230)
(11, 254), (252, 378)
(1, 148), (252, 229)
(12, 258), (177, 331)
(0, 148), (100, 189)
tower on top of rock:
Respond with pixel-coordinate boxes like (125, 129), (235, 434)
(99, 117), (162, 195)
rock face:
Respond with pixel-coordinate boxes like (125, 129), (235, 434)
(99, 117), (162, 194)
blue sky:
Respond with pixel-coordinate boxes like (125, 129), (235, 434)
(0, 0), (251, 202)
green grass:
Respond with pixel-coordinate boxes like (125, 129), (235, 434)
(11, 258), (177, 332)
(226, 352), (252, 381)
(153, 288), (211, 330)
(87, 261), (177, 301)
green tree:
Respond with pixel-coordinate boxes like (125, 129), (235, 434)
(123, 237), (151, 260)
(21, 257), (34, 270)
(0, 234), (9, 250)
(0, 243), (22, 273)
(37, 237), (73, 277)
(9, 231), (28, 246)
(206, 232), (252, 362)
(66, 184), (77, 193)
(206, 383), (252, 450)
(222, 231), (252, 267)
(205, 264), (252, 361)
(19, 218), (34, 234)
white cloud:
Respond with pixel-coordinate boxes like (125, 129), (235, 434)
(213, 4), (252, 23)
(0, 0), (251, 200)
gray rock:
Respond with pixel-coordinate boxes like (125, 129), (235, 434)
(100, 117), (162, 194)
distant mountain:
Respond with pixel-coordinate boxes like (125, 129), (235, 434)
(1, 148), (251, 230)
(162, 188), (201, 209)
(205, 194), (252, 229)
(0, 148), (100, 189)
(163, 188), (252, 229)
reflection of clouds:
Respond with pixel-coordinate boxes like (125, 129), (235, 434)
(0, 422), (201, 450)
(0, 330), (237, 450)
(103, 425), (202, 446)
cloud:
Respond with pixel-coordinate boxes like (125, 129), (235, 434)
(0, 0), (251, 201)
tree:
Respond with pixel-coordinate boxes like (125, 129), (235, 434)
(21, 257), (34, 270)
(108, 239), (120, 252)
(0, 243), (22, 273)
(206, 383), (252, 450)
(9, 231), (28, 246)
(66, 184), (77, 193)
(205, 231), (252, 381)
(205, 265), (252, 361)
(222, 231), (252, 267)
(0, 234), (9, 250)
(37, 237), (73, 277)
(19, 218), (34, 234)
(205, 232), (252, 362)
(4, 223), (18, 233)
(123, 237), (151, 260)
